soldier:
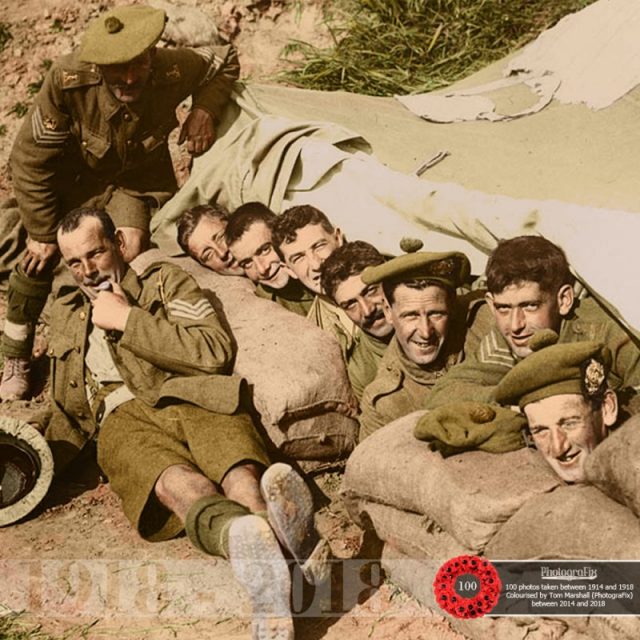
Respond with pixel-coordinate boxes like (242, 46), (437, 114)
(320, 241), (394, 400)
(495, 332), (618, 483)
(359, 250), (475, 440)
(49, 207), (328, 639)
(426, 236), (640, 410)
(1, 4), (240, 400)
(225, 202), (314, 316)
(273, 204), (356, 342)
(176, 203), (243, 276)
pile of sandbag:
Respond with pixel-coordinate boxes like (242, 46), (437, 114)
(343, 410), (640, 639)
(132, 250), (359, 461)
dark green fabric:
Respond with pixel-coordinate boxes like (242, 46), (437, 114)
(3, 265), (56, 357)
(185, 494), (250, 558)
(414, 401), (526, 457)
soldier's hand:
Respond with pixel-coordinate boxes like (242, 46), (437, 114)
(178, 107), (216, 156)
(22, 238), (59, 276)
(91, 282), (131, 332)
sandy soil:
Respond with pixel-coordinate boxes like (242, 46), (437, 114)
(0, 1), (464, 638)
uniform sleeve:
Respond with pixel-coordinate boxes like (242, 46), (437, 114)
(119, 265), (234, 376)
(9, 64), (71, 242)
(424, 348), (507, 409)
(358, 386), (389, 441)
(190, 44), (240, 122)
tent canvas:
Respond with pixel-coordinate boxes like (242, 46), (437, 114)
(151, 0), (640, 341)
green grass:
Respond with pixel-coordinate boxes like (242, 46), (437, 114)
(0, 613), (98, 639)
(8, 102), (29, 118)
(280, 0), (596, 96)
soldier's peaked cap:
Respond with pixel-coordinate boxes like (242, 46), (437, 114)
(361, 250), (471, 290)
(0, 416), (54, 526)
(79, 5), (167, 65)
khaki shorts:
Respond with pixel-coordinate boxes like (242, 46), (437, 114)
(97, 398), (270, 541)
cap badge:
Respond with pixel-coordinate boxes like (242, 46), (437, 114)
(583, 358), (605, 396)
(104, 16), (124, 34)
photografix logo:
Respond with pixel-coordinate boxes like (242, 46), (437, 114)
(540, 566), (598, 581)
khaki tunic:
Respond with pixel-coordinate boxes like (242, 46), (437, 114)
(10, 45), (239, 242)
(46, 262), (256, 473)
(346, 330), (391, 401)
(359, 337), (460, 441)
(426, 297), (640, 410)
(255, 278), (315, 317)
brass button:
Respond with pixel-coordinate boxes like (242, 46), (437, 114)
(82, 140), (88, 147)
(123, 112), (131, 121)
(69, 380), (77, 388)
(79, 311), (86, 320)
(127, 139), (133, 146)
(48, 348), (54, 356)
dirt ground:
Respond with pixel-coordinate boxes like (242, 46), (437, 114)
(0, 1), (464, 638)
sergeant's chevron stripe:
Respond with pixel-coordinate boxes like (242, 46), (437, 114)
(167, 298), (214, 320)
(479, 330), (516, 368)
(31, 106), (70, 146)
(195, 46), (223, 86)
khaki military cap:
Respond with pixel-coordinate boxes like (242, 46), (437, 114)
(0, 416), (54, 526)
(79, 5), (166, 65)
(494, 330), (612, 409)
(361, 250), (471, 289)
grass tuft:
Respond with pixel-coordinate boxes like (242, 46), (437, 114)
(279, 0), (596, 96)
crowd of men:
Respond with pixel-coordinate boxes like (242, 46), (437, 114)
(2, 5), (640, 640)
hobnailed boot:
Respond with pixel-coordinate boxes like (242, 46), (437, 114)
(0, 357), (31, 401)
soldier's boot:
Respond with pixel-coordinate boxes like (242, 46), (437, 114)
(1, 265), (54, 402)
(260, 462), (332, 586)
(0, 357), (31, 401)
(185, 496), (293, 640)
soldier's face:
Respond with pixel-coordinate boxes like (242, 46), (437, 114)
(384, 284), (451, 366)
(229, 221), (290, 289)
(334, 274), (393, 338)
(279, 223), (343, 294)
(100, 50), (154, 103)
(188, 215), (243, 276)
(524, 392), (617, 483)
(58, 217), (126, 299)
(487, 281), (573, 359)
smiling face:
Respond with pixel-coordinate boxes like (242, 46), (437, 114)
(524, 391), (617, 483)
(384, 283), (451, 366)
(229, 220), (289, 289)
(487, 281), (573, 359)
(334, 274), (393, 338)
(187, 215), (243, 276)
(58, 216), (126, 299)
(99, 50), (154, 103)
(278, 223), (343, 294)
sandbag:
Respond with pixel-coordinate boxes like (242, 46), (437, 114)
(485, 484), (640, 559)
(343, 411), (560, 552)
(585, 413), (640, 516)
(131, 250), (358, 460)
(381, 544), (592, 640)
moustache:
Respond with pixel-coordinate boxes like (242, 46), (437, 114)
(362, 308), (385, 330)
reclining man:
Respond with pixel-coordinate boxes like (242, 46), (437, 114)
(2, 4), (239, 401)
(495, 332), (618, 484)
(320, 241), (394, 400)
(48, 207), (327, 639)
(176, 204), (243, 276)
(225, 202), (314, 316)
(426, 235), (640, 411)
(359, 250), (476, 440)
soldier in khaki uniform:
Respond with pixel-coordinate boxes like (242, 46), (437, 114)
(359, 250), (481, 440)
(50, 207), (328, 640)
(225, 202), (314, 317)
(273, 204), (357, 342)
(320, 241), (394, 400)
(426, 236), (640, 412)
(1, 4), (240, 400)
(495, 331), (619, 483)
